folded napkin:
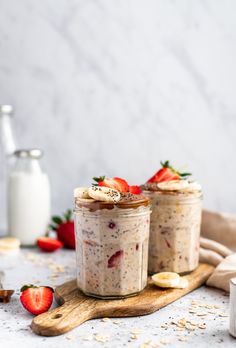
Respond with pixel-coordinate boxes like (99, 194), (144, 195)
(201, 210), (236, 251)
(199, 237), (232, 266)
(200, 210), (236, 292)
(206, 254), (236, 292)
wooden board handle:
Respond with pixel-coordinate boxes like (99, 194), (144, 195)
(31, 297), (96, 336)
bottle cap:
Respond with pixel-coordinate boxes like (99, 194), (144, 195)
(0, 105), (13, 115)
(14, 149), (43, 159)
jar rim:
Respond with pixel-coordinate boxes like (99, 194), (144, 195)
(74, 194), (150, 211)
(142, 189), (203, 202)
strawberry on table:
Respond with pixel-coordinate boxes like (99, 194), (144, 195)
(50, 210), (75, 249)
(20, 285), (54, 315)
(93, 176), (129, 193)
(147, 161), (191, 183)
(37, 237), (63, 252)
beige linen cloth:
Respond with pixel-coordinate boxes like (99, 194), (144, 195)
(200, 210), (236, 292)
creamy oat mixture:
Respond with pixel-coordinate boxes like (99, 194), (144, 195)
(143, 186), (202, 274)
(74, 197), (151, 298)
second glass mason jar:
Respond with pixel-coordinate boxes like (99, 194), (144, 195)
(74, 196), (151, 299)
(144, 190), (202, 274)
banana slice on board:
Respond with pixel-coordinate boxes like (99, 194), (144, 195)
(174, 277), (189, 289)
(157, 180), (189, 191)
(74, 187), (90, 198)
(152, 272), (180, 288)
(88, 186), (121, 203)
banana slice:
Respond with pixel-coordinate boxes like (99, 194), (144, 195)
(0, 247), (19, 255)
(157, 180), (189, 191)
(76, 197), (95, 203)
(0, 237), (20, 250)
(74, 187), (90, 198)
(174, 277), (189, 289)
(0, 237), (20, 255)
(152, 272), (180, 288)
(181, 181), (202, 192)
(88, 186), (121, 203)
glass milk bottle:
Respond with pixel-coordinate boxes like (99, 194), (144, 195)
(7, 149), (50, 245)
(0, 105), (17, 235)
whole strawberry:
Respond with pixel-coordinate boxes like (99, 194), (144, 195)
(50, 210), (75, 249)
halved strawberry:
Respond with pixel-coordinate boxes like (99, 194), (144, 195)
(37, 237), (63, 252)
(20, 285), (54, 315)
(129, 185), (142, 194)
(93, 176), (129, 193)
(147, 161), (191, 183)
(50, 210), (75, 249)
(108, 250), (124, 268)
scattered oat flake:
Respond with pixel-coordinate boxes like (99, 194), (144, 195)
(131, 334), (140, 340)
(178, 336), (188, 341)
(159, 338), (170, 345)
(95, 334), (109, 343)
(82, 335), (93, 341)
(198, 324), (207, 329)
(112, 320), (122, 325)
(140, 341), (151, 348)
(219, 313), (228, 317)
(196, 312), (207, 316)
(185, 323), (196, 331)
(65, 335), (74, 340)
(189, 309), (197, 313)
(131, 328), (142, 334)
(101, 317), (110, 322)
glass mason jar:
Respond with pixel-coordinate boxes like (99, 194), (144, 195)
(74, 196), (151, 299)
(144, 190), (202, 274)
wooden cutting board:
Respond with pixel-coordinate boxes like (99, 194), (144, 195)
(31, 263), (214, 336)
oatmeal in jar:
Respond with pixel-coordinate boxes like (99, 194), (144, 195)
(74, 179), (151, 299)
(143, 161), (202, 274)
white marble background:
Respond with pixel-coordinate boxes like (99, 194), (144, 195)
(0, 0), (236, 219)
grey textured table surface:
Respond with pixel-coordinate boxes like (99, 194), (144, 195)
(0, 249), (235, 348)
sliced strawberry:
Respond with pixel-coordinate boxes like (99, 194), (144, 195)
(93, 176), (129, 193)
(20, 285), (54, 315)
(108, 250), (124, 268)
(50, 210), (75, 249)
(37, 237), (63, 252)
(129, 185), (142, 194)
(148, 168), (179, 183)
(147, 161), (191, 183)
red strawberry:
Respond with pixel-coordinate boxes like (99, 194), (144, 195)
(93, 176), (129, 193)
(37, 237), (63, 252)
(129, 185), (141, 194)
(50, 210), (75, 249)
(147, 161), (191, 183)
(20, 285), (54, 315)
(108, 250), (124, 268)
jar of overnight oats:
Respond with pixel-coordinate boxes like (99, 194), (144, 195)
(74, 194), (151, 299)
(143, 182), (202, 275)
